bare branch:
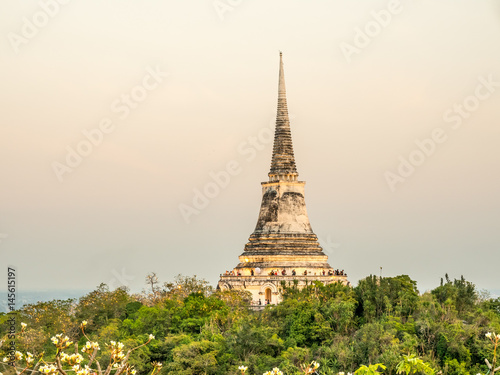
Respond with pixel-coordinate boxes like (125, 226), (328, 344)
(95, 359), (103, 375)
(55, 355), (68, 375)
(486, 359), (492, 369)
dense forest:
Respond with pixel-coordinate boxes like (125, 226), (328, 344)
(1, 274), (499, 375)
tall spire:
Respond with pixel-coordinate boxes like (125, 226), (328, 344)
(217, 52), (347, 306)
(269, 52), (298, 181)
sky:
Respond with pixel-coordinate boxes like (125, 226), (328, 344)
(1, 0), (500, 301)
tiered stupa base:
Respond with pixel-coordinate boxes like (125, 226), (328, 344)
(217, 273), (347, 307)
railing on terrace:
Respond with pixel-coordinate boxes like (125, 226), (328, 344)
(219, 274), (347, 281)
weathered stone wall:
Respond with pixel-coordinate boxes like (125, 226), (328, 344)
(218, 274), (348, 305)
(255, 181), (313, 234)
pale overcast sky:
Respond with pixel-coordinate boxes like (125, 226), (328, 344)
(1, 0), (499, 296)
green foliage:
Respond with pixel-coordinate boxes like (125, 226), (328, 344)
(271, 281), (357, 348)
(355, 363), (387, 375)
(352, 322), (396, 367)
(443, 358), (470, 375)
(75, 283), (132, 329)
(227, 319), (283, 361)
(355, 275), (419, 323)
(165, 339), (220, 374)
(396, 354), (435, 375)
(12, 299), (78, 356)
(2, 273), (499, 375)
(482, 297), (500, 322)
(431, 275), (477, 315)
(162, 274), (214, 299)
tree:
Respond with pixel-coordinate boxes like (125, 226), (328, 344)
(396, 354), (435, 375)
(355, 363), (387, 375)
(355, 275), (419, 322)
(144, 273), (160, 303)
(75, 284), (131, 329)
(163, 275), (213, 299)
(431, 275), (476, 316)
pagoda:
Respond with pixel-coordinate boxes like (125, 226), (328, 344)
(217, 53), (347, 305)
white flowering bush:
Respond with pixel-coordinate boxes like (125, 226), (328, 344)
(483, 331), (500, 375)
(263, 368), (283, 375)
(0, 322), (158, 375)
(302, 361), (320, 374)
(236, 360), (320, 375)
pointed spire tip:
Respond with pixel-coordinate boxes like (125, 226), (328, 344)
(269, 49), (298, 179)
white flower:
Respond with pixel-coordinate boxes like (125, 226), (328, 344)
(339, 372), (345, 375)
(76, 366), (91, 375)
(85, 341), (100, 351)
(14, 351), (23, 361)
(2, 357), (8, 362)
(497, 334), (500, 340)
(39, 364), (58, 375)
(51, 333), (72, 347)
(62, 353), (83, 365)
(130, 369), (136, 375)
(149, 334), (155, 341)
(81, 320), (87, 326)
(82, 341), (99, 353)
(311, 361), (320, 369)
(486, 332), (492, 339)
(21, 322), (27, 329)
